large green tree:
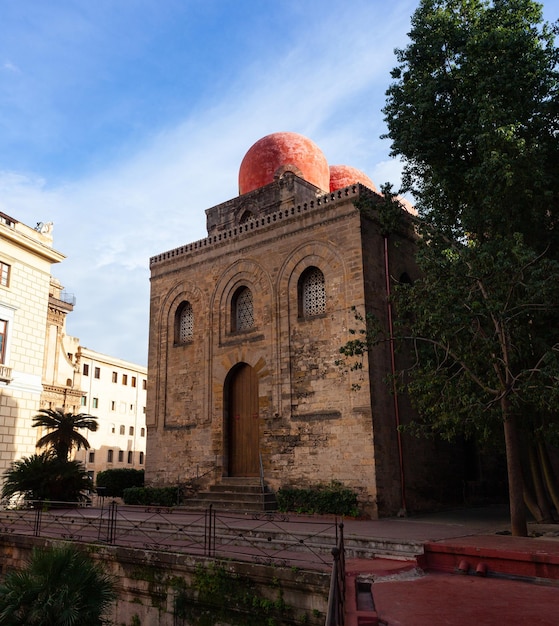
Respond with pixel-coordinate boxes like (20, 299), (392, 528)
(0, 544), (115, 625)
(33, 409), (98, 462)
(381, 0), (559, 536)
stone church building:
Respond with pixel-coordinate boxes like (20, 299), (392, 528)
(146, 132), (461, 517)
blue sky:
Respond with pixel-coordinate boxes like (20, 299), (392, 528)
(1, 1), (557, 366)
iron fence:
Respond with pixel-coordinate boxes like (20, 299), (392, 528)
(0, 501), (343, 570)
(325, 523), (345, 626)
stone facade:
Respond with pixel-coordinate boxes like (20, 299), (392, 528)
(147, 161), (462, 517)
(1, 211), (148, 488)
(0, 215), (64, 473)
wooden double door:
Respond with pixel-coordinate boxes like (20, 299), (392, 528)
(227, 363), (259, 477)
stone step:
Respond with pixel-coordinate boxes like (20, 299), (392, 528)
(185, 495), (278, 512)
(196, 490), (275, 502)
(218, 477), (261, 485)
(185, 478), (278, 512)
(208, 484), (267, 494)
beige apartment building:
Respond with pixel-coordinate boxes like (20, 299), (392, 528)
(73, 348), (147, 481)
(0, 215), (65, 473)
(1, 211), (147, 488)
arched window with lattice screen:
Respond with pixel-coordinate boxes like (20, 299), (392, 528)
(175, 301), (193, 344)
(232, 287), (254, 332)
(298, 267), (325, 318)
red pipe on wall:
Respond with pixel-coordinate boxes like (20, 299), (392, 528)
(384, 235), (407, 516)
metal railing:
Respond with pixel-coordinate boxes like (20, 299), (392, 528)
(325, 522), (345, 626)
(0, 501), (343, 570)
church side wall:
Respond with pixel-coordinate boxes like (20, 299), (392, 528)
(361, 217), (465, 515)
(146, 196), (383, 515)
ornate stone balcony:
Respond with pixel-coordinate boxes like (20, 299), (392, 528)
(0, 364), (13, 383)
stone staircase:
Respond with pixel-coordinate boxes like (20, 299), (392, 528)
(185, 477), (278, 512)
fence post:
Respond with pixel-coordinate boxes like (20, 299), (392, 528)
(204, 504), (214, 557)
(107, 500), (117, 544)
(33, 504), (42, 537)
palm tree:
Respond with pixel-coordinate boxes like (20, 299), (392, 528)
(0, 544), (116, 625)
(2, 453), (93, 504)
(32, 409), (98, 462)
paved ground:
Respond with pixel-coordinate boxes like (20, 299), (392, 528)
(339, 505), (559, 626)
(4, 501), (559, 624)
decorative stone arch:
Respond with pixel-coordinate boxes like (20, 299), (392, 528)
(274, 163), (305, 181)
(223, 361), (259, 476)
(162, 282), (207, 349)
(275, 241), (349, 417)
(276, 241), (348, 324)
(210, 259), (273, 344)
(212, 350), (271, 478)
(152, 281), (208, 429)
(233, 200), (258, 227)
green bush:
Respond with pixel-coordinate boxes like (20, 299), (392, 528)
(123, 486), (178, 507)
(96, 468), (144, 497)
(276, 481), (359, 516)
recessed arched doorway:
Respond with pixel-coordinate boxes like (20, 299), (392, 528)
(225, 363), (259, 477)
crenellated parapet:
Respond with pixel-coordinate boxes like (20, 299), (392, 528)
(150, 182), (377, 267)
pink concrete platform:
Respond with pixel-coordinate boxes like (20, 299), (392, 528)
(421, 534), (559, 581)
(342, 529), (559, 625)
(372, 571), (559, 626)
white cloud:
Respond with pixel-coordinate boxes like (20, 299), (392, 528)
(2, 61), (20, 73)
(0, 1), (415, 365)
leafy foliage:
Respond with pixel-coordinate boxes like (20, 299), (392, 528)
(378, 0), (559, 536)
(96, 468), (144, 497)
(123, 486), (178, 507)
(277, 481), (359, 516)
(173, 564), (297, 626)
(2, 453), (93, 504)
(384, 0), (559, 247)
(33, 409), (98, 462)
(0, 544), (116, 625)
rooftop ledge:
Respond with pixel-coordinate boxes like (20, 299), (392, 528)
(150, 184), (371, 267)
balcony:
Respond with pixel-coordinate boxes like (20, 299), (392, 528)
(0, 365), (13, 383)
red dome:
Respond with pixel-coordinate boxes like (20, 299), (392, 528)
(239, 132), (330, 195)
(396, 195), (418, 216)
(329, 164), (377, 193)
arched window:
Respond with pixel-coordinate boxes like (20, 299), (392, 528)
(232, 287), (254, 332)
(299, 267), (326, 317)
(239, 210), (255, 224)
(175, 301), (193, 344)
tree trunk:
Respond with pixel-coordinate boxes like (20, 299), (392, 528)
(502, 402), (528, 536)
(529, 442), (554, 523)
(523, 486), (543, 523)
(538, 440), (559, 516)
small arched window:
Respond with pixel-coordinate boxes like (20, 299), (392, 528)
(239, 210), (255, 224)
(232, 287), (254, 332)
(175, 301), (193, 344)
(299, 267), (326, 317)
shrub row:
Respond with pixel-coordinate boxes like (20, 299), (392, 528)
(96, 469), (144, 497)
(277, 481), (359, 516)
(122, 486), (179, 507)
